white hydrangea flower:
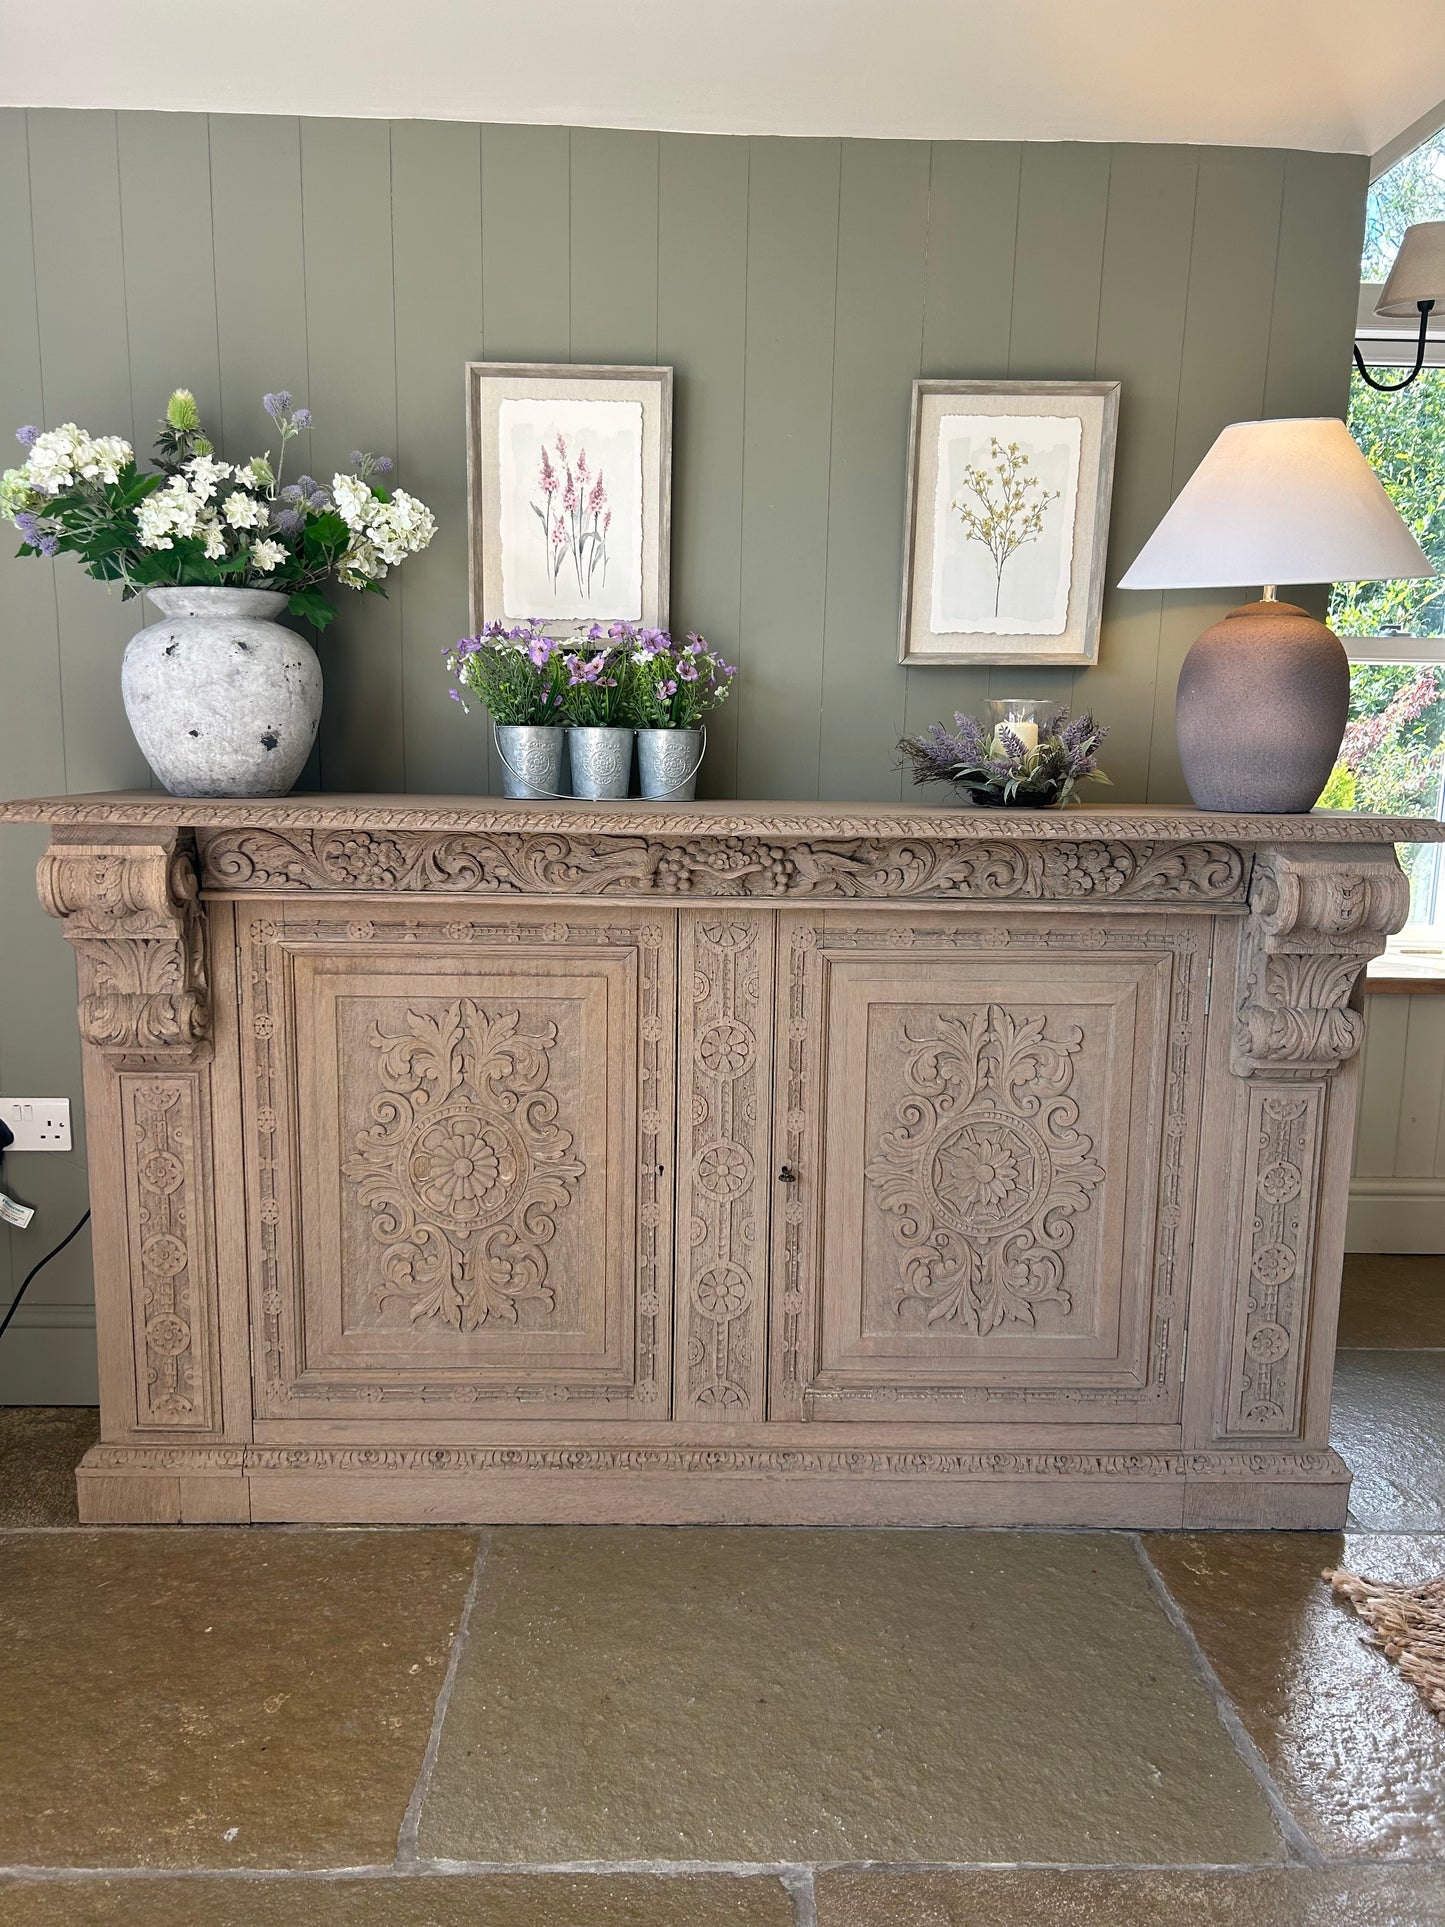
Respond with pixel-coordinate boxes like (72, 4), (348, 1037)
(184, 453), (233, 502)
(330, 472), (374, 531)
(250, 537), (287, 575)
(135, 476), (203, 550)
(330, 474), (437, 578)
(222, 490), (269, 531)
(337, 537), (382, 588)
(22, 424), (133, 495)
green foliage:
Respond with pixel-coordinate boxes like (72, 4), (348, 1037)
(1363, 131), (1445, 282)
(1329, 369), (1445, 638)
(1316, 761), (1358, 810)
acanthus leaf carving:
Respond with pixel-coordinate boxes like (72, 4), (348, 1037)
(866, 1004), (1106, 1335)
(341, 998), (584, 1332)
(1234, 846), (1409, 1078)
(39, 830), (209, 1062)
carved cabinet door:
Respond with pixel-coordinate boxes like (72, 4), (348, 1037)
(239, 906), (674, 1423)
(770, 911), (1208, 1425)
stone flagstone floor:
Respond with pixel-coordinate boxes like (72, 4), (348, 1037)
(0, 1252), (1442, 1925)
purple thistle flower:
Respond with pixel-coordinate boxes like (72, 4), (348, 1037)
(15, 425), (39, 447)
(372, 456), (392, 474)
(291, 407), (312, 428)
(14, 511), (42, 543)
(262, 391), (294, 420)
(272, 506), (304, 534)
(37, 533), (59, 557)
(349, 451), (365, 469)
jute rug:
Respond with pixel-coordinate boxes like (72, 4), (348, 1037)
(1326, 1568), (1445, 1720)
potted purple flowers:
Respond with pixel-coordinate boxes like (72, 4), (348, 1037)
(619, 626), (738, 800)
(447, 620), (740, 802)
(445, 622), (568, 798)
(559, 627), (632, 799)
(899, 702), (1111, 808)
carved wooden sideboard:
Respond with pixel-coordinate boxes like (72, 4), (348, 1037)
(3, 793), (1438, 1529)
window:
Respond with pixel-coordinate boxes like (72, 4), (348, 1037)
(1328, 132), (1445, 953)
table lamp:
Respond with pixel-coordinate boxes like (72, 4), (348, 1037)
(1119, 417), (1434, 812)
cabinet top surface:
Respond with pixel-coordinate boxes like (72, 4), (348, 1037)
(2, 792), (1441, 845)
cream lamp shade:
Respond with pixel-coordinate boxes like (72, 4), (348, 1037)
(1376, 221), (1445, 317)
(1118, 417), (1433, 591)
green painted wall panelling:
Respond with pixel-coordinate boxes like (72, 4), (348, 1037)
(0, 111), (1368, 1390)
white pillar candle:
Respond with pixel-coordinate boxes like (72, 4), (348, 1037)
(1002, 718), (1039, 752)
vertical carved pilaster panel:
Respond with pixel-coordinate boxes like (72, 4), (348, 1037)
(118, 1075), (220, 1430)
(677, 913), (775, 1419)
(1223, 1082), (1325, 1436)
(768, 919), (821, 1419)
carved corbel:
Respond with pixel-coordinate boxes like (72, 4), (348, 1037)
(37, 828), (210, 1062)
(1233, 846), (1408, 1079)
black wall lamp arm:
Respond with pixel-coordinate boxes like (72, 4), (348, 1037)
(1354, 299), (1436, 392)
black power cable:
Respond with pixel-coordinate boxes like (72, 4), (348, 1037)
(0, 1210), (91, 1344)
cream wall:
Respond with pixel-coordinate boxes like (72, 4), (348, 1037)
(1350, 994), (1445, 1252)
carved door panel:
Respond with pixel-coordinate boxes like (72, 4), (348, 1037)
(240, 906), (674, 1422)
(770, 912), (1207, 1424)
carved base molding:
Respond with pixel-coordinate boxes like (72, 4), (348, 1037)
(75, 1439), (1351, 1528)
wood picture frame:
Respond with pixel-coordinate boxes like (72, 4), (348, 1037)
(466, 361), (673, 635)
(898, 378), (1120, 667)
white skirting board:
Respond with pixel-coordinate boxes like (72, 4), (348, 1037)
(1345, 1177), (1445, 1254)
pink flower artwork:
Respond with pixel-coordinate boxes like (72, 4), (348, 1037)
(531, 438), (612, 601)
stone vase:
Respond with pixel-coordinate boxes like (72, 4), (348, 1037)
(1176, 600), (1350, 813)
(568, 726), (634, 800)
(637, 727), (705, 802)
(494, 723), (566, 800)
(122, 586), (321, 799)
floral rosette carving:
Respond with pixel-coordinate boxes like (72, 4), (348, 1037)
(342, 998), (584, 1331)
(866, 1005), (1105, 1334)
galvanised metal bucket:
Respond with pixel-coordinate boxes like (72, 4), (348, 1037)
(567, 726), (634, 800)
(636, 727), (705, 802)
(493, 723), (566, 800)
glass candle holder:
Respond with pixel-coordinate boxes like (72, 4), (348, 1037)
(986, 698), (1061, 753)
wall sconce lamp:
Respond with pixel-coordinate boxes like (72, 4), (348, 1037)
(1355, 221), (1445, 392)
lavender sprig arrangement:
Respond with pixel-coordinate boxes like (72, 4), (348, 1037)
(445, 621), (568, 724)
(615, 623), (738, 730)
(899, 709), (1111, 808)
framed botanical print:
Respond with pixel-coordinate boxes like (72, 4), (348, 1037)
(466, 361), (673, 633)
(898, 378), (1120, 667)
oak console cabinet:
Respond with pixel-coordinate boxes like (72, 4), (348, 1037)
(4, 794), (1438, 1529)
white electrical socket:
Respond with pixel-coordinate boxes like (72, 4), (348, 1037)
(0, 1098), (73, 1151)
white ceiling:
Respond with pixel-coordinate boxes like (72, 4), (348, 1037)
(2, 0), (1443, 157)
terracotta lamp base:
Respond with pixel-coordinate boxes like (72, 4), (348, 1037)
(1175, 599), (1350, 813)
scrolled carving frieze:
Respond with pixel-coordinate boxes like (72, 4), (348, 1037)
(1233, 847), (1409, 1078)
(38, 830), (209, 1061)
(199, 826), (1248, 905)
